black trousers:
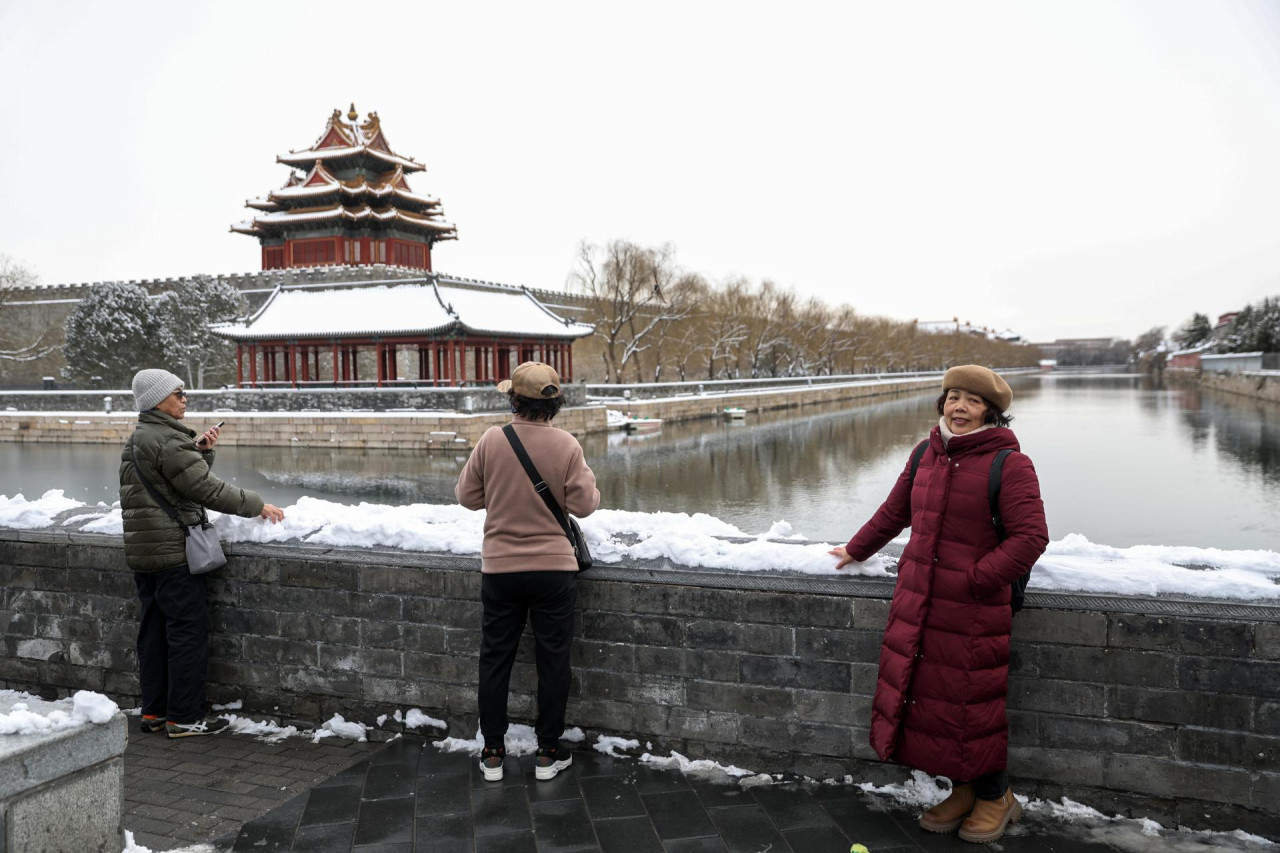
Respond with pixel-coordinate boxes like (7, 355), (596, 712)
(478, 571), (577, 750)
(134, 566), (209, 724)
(962, 770), (1010, 800)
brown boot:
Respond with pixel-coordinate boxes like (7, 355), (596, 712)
(958, 788), (1022, 843)
(918, 783), (975, 833)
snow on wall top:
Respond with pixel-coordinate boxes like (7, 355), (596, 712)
(210, 280), (594, 341)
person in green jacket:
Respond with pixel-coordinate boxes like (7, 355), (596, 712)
(120, 368), (285, 738)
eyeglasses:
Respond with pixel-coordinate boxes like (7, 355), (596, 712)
(172, 389), (187, 400)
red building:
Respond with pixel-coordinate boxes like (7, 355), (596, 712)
(232, 105), (457, 270)
(210, 277), (592, 388)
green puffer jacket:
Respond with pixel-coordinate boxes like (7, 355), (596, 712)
(119, 410), (265, 572)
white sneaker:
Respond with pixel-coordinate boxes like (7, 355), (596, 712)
(535, 746), (572, 781)
(479, 747), (505, 781)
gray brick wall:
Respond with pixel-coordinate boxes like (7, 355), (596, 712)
(1, 528), (1276, 836)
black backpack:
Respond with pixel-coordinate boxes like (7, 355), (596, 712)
(908, 440), (1030, 613)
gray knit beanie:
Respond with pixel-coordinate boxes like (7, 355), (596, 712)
(132, 369), (184, 411)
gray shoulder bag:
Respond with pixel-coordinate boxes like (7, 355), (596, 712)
(128, 437), (227, 575)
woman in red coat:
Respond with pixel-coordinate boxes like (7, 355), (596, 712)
(830, 365), (1048, 843)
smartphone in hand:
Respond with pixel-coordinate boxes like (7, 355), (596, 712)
(197, 421), (226, 448)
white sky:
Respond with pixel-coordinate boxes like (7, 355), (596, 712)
(2, 0), (1279, 342)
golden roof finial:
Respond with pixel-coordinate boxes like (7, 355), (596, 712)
(347, 103), (358, 121)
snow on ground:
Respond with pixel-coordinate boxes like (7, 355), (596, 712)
(121, 831), (215, 853)
(0, 689), (118, 735)
(859, 770), (1275, 850)
(6, 490), (1278, 601)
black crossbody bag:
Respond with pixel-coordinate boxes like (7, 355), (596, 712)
(501, 425), (593, 572)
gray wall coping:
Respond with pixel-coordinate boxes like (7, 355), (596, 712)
(0, 693), (126, 801)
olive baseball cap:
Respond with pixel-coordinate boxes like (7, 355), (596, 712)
(497, 362), (562, 398)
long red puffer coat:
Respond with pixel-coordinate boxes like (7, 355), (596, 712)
(845, 425), (1048, 781)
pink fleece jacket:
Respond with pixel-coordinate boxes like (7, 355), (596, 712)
(455, 416), (601, 573)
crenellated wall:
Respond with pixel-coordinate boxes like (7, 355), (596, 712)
(0, 528), (1276, 838)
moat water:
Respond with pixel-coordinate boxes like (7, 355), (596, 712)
(5, 374), (1279, 550)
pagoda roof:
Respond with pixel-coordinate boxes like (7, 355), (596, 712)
(230, 203), (457, 238)
(277, 107), (424, 172)
(246, 163), (442, 212)
(209, 277), (594, 342)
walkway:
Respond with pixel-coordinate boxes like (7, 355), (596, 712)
(124, 727), (1132, 853)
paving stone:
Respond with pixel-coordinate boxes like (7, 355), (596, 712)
(582, 776), (646, 820)
(749, 785), (841, 831)
(474, 832), (538, 853)
(472, 786), (533, 835)
(301, 783), (363, 826)
(593, 815), (664, 853)
(707, 804), (790, 853)
(293, 822), (356, 853)
(530, 798), (598, 851)
(353, 796), (415, 846)
(642, 790), (718, 841)
(415, 813), (474, 853)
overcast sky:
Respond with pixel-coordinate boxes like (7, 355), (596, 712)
(2, 1), (1279, 342)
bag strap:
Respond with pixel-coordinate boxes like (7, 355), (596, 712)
(907, 439), (929, 482)
(989, 448), (1014, 541)
(501, 425), (575, 541)
(128, 435), (183, 526)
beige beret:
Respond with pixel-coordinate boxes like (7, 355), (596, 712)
(942, 365), (1012, 413)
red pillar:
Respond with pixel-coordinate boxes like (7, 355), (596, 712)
(331, 343), (339, 385)
(235, 345), (243, 387)
(567, 343), (574, 382)
(376, 342), (385, 387)
(248, 344), (258, 387)
(289, 345), (299, 387)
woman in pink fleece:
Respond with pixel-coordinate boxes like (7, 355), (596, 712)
(455, 362), (600, 783)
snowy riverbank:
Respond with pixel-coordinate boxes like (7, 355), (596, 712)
(3, 490), (1278, 602)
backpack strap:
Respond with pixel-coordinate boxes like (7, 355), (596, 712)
(501, 424), (575, 543)
(907, 440), (929, 482)
(988, 449), (1014, 541)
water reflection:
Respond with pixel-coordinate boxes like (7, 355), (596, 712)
(3, 375), (1278, 549)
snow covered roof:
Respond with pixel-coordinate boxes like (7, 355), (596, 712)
(276, 107), (424, 172)
(230, 204), (456, 238)
(209, 278), (594, 342)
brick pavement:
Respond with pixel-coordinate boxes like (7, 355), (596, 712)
(218, 737), (1130, 853)
(123, 722), (381, 851)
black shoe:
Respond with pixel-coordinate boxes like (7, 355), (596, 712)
(139, 715), (167, 734)
(166, 717), (230, 739)
(535, 745), (572, 780)
(479, 746), (505, 781)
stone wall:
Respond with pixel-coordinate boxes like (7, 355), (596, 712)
(1196, 370), (1280, 404)
(0, 406), (606, 450)
(0, 528), (1276, 838)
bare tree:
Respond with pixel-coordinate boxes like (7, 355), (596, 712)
(0, 255), (57, 363)
(571, 240), (701, 383)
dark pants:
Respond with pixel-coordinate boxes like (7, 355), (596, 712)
(962, 770), (1010, 800)
(478, 571), (577, 750)
(134, 566), (209, 724)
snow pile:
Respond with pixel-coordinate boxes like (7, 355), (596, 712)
(122, 831), (215, 853)
(434, 724), (583, 756)
(321, 713), (368, 742)
(218, 714), (299, 744)
(640, 749), (756, 780)
(594, 735), (639, 757)
(860, 772), (1276, 850)
(403, 708), (446, 731)
(0, 690), (118, 735)
(0, 490), (82, 529)
(3, 492), (1279, 601)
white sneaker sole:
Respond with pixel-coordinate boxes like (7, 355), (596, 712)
(535, 754), (572, 781)
(480, 761), (504, 781)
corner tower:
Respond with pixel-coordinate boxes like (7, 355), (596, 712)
(232, 105), (457, 270)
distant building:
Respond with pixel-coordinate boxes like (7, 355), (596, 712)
(232, 105), (458, 271)
(1030, 338), (1118, 358)
(915, 318), (1022, 342)
(1166, 340), (1215, 371)
(210, 276), (592, 388)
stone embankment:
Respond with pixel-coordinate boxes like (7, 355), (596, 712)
(1, 527), (1277, 838)
(0, 373), (965, 448)
(1192, 370), (1280, 404)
